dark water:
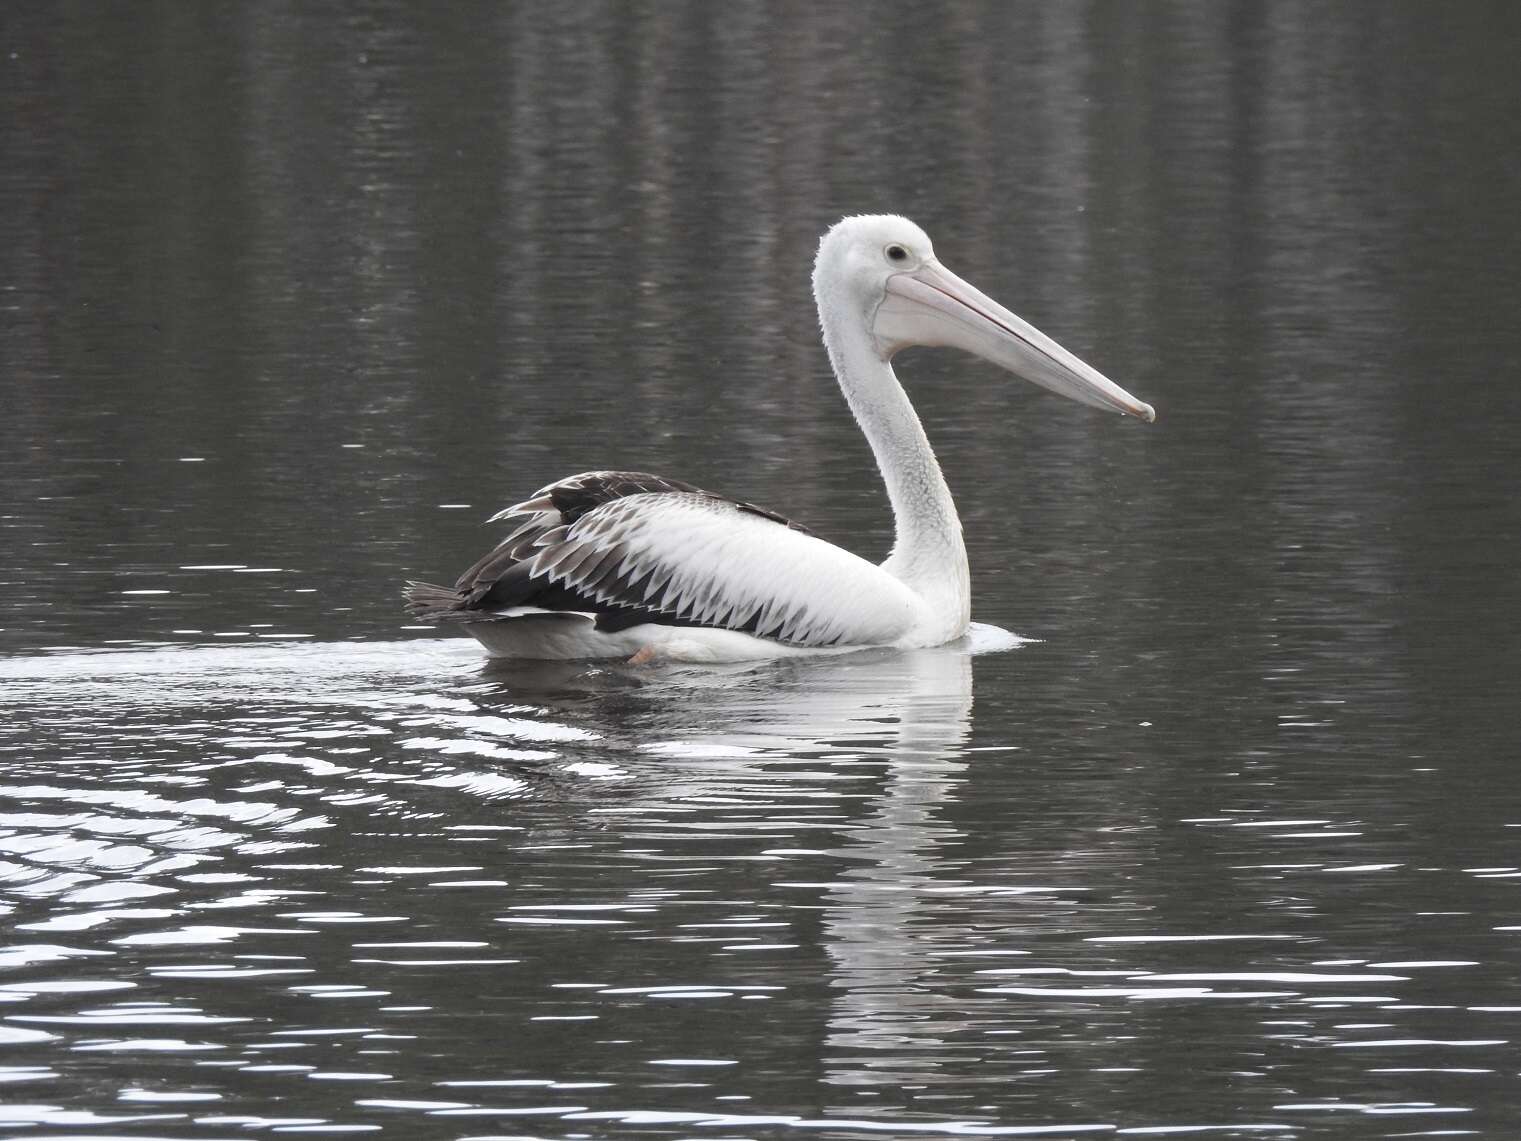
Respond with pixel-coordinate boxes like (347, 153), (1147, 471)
(4, 3), (1521, 1137)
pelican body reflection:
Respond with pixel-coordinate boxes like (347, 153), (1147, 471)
(485, 628), (1010, 1095)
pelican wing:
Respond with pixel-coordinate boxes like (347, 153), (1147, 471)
(408, 471), (918, 648)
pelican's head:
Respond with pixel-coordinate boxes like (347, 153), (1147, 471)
(813, 215), (1155, 423)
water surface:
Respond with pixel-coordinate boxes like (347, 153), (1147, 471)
(3, 3), (1521, 1137)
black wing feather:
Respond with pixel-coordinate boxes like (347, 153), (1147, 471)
(544, 471), (810, 533)
(404, 470), (816, 634)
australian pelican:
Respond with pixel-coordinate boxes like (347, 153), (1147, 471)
(405, 215), (1155, 662)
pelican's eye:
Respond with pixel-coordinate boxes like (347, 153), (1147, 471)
(885, 244), (909, 263)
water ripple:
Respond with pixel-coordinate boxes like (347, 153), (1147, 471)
(0, 633), (1515, 1135)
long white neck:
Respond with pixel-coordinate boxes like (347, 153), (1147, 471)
(818, 298), (970, 640)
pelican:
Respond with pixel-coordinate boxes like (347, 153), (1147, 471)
(405, 215), (1155, 662)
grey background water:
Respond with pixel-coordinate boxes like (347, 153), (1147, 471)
(3, 2), (1521, 1138)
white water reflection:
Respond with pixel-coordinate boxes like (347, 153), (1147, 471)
(816, 646), (976, 1088)
(600, 632), (996, 1091)
(0, 631), (1076, 1132)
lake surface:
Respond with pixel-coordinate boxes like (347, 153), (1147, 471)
(4, 3), (1521, 1138)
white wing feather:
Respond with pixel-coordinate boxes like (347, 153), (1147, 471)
(526, 492), (919, 647)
